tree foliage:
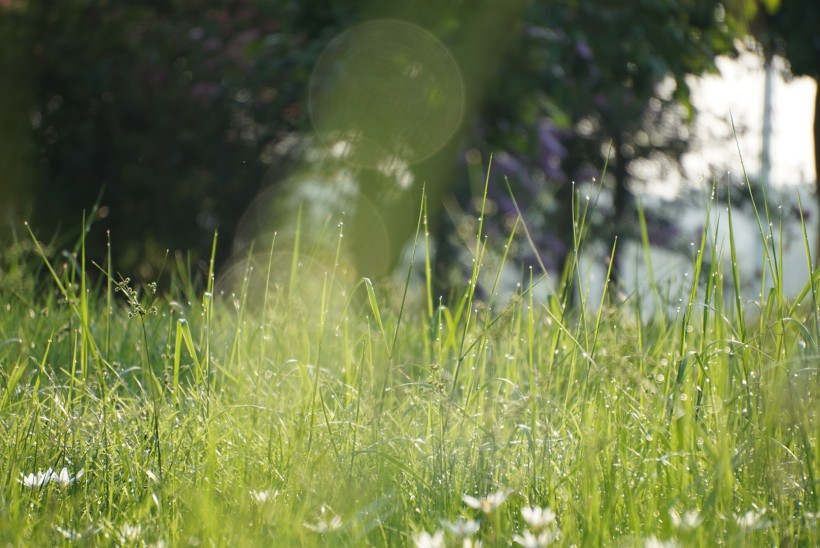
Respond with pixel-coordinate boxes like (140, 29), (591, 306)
(444, 0), (739, 287)
(14, 1), (356, 278)
(737, 0), (820, 256)
(3, 0), (746, 286)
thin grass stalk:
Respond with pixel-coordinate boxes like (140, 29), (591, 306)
(450, 159), (492, 398)
(202, 231), (218, 420)
(590, 237), (617, 360)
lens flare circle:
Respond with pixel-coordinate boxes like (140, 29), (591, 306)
(234, 171), (394, 278)
(309, 19), (464, 168)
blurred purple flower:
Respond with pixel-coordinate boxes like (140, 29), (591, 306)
(492, 152), (527, 180)
(537, 121), (568, 182)
(523, 232), (567, 273)
(496, 195), (517, 217)
(492, 152), (540, 195)
(575, 40), (593, 61)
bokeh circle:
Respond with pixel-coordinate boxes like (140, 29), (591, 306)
(309, 19), (464, 169)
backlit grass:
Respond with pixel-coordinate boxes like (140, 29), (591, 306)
(0, 180), (818, 547)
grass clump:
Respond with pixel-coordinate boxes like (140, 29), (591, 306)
(0, 178), (818, 547)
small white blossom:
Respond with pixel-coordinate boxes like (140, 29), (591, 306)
(644, 536), (679, 548)
(249, 489), (278, 503)
(20, 470), (52, 489)
(736, 509), (766, 531)
(441, 517), (480, 538)
(462, 488), (511, 514)
(669, 509), (702, 531)
(414, 529), (445, 548)
(56, 524), (98, 541)
(513, 529), (558, 548)
(521, 506), (557, 533)
(120, 523), (142, 542)
(303, 504), (342, 534)
(55, 526), (80, 541)
(52, 467), (84, 487)
(19, 467), (84, 489)
(303, 515), (342, 534)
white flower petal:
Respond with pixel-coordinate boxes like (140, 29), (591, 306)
(441, 517), (480, 537)
(522, 506), (557, 532)
(462, 488), (511, 513)
(414, 529), (445, 548)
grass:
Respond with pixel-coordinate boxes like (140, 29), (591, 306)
(0, 173), (818, 547)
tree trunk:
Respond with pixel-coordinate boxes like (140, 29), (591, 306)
(609, 135), (630, 289)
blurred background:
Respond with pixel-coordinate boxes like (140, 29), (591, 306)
(0, 0), (817, 303)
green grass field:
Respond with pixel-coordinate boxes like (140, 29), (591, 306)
(0, 180), (818, 547)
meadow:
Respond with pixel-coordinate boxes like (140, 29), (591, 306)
(0, 177), (818, 547)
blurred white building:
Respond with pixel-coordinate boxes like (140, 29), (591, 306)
(594, 50), (819, 314)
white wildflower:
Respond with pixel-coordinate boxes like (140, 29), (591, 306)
(249, 489), (278, 503)
(644, 536), (679, 548)
(441, 517), (480, 538)
(414, 529), (445, 548)
(736, 509), (766, 531)
(513, 529), (558, 548)
(303, 515), (342, 533)
(52, 467), (84, 487)
(302, 506), (342, 535)
(19, 467), (84, 489)
(669, 509), (702, 531)
(120, 523), (142, 542)
(55, 526), (80, 541)
(521, 506), (557, 533)
(20, 470), (52, 489)
(462, 488), (511, 514)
